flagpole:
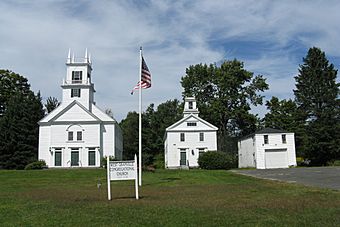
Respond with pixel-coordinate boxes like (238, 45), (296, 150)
(138, 46), (142, 186)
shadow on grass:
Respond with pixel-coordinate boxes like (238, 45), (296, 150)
(143, 177), (181, 186)
(110, 196), (143, 200)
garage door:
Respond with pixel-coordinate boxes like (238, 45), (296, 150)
(265, 149), (288, 169)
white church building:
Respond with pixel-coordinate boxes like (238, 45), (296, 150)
(38, 50), (123, 168)
(164, 97), (218, 169)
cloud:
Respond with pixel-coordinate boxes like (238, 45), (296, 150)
(0, 1), (339, 121)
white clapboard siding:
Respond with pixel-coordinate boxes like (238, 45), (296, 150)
(55, 104), (97, 122)
(238, 130), (297, 169)
(238, 137), (256, 168)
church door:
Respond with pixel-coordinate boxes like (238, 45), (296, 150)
(71, 149), (79, 166)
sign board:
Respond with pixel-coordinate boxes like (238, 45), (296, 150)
(107, 154), (139, 200)
(109, 161), (136, 180)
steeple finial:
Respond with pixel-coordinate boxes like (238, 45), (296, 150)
(89, 53), (92, 64)
(67, 48), (71, 63)
(72, 52), (75, 63)
(85, 48), (88, 63)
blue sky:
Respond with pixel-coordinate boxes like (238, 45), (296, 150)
(0, 0), (339, 121)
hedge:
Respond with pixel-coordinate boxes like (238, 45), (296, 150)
(198, 151), (237, 170)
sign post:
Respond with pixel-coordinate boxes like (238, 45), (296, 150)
(107, 154), (139, 200)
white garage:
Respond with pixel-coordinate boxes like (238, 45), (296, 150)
(238, 128), (297, 169)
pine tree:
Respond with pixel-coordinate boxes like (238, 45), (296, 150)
(294, 47), (340, 165)
(45, 96), (60, 114)
(0, 71), (44, 169)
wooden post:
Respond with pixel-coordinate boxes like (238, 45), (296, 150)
(135, 154), (139, 200)
(107, 156), (111, 201)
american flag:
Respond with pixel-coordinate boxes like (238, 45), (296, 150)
(131, 56), (151, 94)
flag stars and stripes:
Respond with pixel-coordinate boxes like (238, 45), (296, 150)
(131, 56), (151, 94)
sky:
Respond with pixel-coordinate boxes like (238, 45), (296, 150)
(1, 0), (340, 122)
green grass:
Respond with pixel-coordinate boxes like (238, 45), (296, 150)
(0, 169), (339, 226)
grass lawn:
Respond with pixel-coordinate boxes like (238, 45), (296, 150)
(0, 169), (339, 226)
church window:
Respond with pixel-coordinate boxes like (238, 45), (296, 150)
(187, 122), (197, 126)
(72, 71), (82, 83)
(77, 131), (82, 141)
(180, 133), (185, 142)
(188, 101), (193, 109)
(71, 88), (81, 97)
(68, 131), (73, 141)
(199, 132), (204, 141)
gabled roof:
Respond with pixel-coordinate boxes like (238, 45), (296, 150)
(39, 101), (116, 125)
(255, 128), (288, 134)
(166, 114), (218, 131)
(239, 127), (292, 141)
(49, 101), (100, 123)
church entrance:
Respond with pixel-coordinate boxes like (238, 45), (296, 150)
(71, 148), (79, 166)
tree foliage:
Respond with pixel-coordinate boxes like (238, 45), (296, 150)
(294, 47), (340, 165)
(181, 60), (268, 153)
(120, 99), (183, 162)
(45, 96), (60, 114)
(262, 96), (307, 157)
(0, 70), (44, 169)
(263, 97), (298, 130)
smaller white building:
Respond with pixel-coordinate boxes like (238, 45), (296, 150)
(238, 128), (297, 169)
(164, 97), (218, 169)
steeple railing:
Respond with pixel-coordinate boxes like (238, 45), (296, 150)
(62, 78), (92, 85)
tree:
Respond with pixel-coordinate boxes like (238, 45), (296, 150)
(143, 99), (183, 155)
(119, 99), (183, 161)
(262, 96), (307, 157)
(181, 60), (268, 153)
(0, 70), (44, 169)
(45, 96), (60, 114)
(0, 70), (31, 116)
(263, 97), (298, 130)
(119, 112), (139, 160)
(294, 47), (340, 165)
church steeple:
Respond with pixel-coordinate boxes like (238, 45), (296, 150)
(183, 97), (199, 117)
(61, 49), (95, 111)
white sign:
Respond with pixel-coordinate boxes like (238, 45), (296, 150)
(109, 161), (136, 180)
(107, 154), (139, 200)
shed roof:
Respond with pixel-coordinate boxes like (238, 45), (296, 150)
(239, 127), (290, 141)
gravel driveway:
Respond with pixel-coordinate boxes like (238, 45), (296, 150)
(233, 167), (340, 190)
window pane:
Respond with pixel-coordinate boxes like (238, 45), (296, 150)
(77, 131), (82, 141)
(68, 131), (73, 141)
(282, 134), (286, 144)
(187, 122), (197, 126)
(72, 71), (82, 83)
(188, 101), (193, 109)
(264, 135), (268, 144)
(199, 132), (204, 141)
(71, 89), (81, 97)
(180, 133), (185, 141)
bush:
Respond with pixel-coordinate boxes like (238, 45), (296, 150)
(143, 153), (154, 167)
(327, 160), (340, 166)
(153, 153), (165, 169)
(24, 160), (46, 170)
(296, 157), (311, 166)
(198, 151), (237, 170)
